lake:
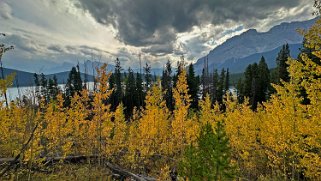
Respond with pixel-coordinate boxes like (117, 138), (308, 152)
(4, 82), (96, 102)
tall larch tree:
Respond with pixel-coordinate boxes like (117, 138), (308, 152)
(172, 65), (191, 154)
(91, 64), (113, 165)
(131, 82), (170, 168)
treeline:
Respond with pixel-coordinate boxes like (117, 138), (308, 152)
(236, 44), (290, 110)
(33, 57), (231, 119)
(236, 39), (317, 110)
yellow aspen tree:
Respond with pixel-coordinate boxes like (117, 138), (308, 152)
(224, 98), (263, 177)
(280, 18), (321, 178)
(0, 73), (15, 97)
(135, 83), (170, 160)
(199, 94), (217, 125)
(126, 112), (140, 167)
(91, 64), (112, 162)
(44, 94), (72, 158)
(0, 74), (17, 156)
(107, 103), (127, 159)
(66, 89), (90, 155)
(0, 102), (31, 157)
(24, 98), (46, 165)
(172, 69), (191, 154)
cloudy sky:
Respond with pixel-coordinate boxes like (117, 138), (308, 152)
(0, 0), (314, 73)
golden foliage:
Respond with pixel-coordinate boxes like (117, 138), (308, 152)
(2, 19), (321, 180)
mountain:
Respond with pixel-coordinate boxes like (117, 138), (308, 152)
(195, 18), (317, 73)
(216, 43), (302, 73)
(3, 67), (35, 87)
(48, 60), (165, 76)
(2, 67), (94, 87)
(46, 60), (115, 75)
(46, 72), (95, 84)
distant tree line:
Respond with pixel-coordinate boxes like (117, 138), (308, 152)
(34, 57), (233, 119)
(34, 39), (318, 116)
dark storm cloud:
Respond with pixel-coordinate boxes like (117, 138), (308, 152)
(142, 43), (174, 56)
(75, 0), (302, 51)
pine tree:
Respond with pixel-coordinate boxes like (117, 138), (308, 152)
(179, 122), (235, 180)
(212, 69), (219, 103)
(258, 57), (270, 102)
(108, 73), (117, 110)
(276, 43), (290, 83)
(39, 73), (49, 102)
(161, 60), (174, 111)
(114, 58), (123, 110)
(217, 68), (226, 104)
(135, 72), (144, 108)
(250, 63), (259, 110)
(225, 68), (230, 93)
(48, 76), (58, 101)
(34, 73), (40, 98)
(65, 67), (83, 106)
(236, 78), (244, 103)
(144, 62), (152, 90)
(187, 63), (199, 110)
(243, 64), (253, 99)
(123, 68), (136, 119)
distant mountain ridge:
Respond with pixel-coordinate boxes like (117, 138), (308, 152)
(194, 18), (317, 73)
(215, 43), (302, 73)
(48, 60), (164, 76)
(2, 67), (94, 87)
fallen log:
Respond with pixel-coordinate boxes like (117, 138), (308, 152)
(105, 162), (156, 181)
(0, 155), (156, 181)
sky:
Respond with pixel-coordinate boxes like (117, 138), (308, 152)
(0, 0), (314, 73)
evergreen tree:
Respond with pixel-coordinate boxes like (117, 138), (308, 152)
(34, 73), (40, 98)
(225, 68), (230, 93)
(48, 75), (58, 100)
(135, 72), (144, 108)
(250, 63), (259, 110)
(173, 60), (186, 87)
(144, 62), (152, 90)
(161, 60), (174, 111)
(75, 65), (83, 92)
(243, 64), (253, 100)
(238, 60), (271, 109)
(236, 78), (244, 103)
(40, 73), (48, 101)
(114, 58), (123, 110)
(65, 67), (83, 106)
(124, 68), (136, 119)
(217, 68), (226, 104)
(276, 43), (290, 83)
(179, 121), (235, 180)
(258, 57), (270, 102)
(211, 69), (219, 104)
(108, 73), (117, 110)
(187, 63), (199, 110)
